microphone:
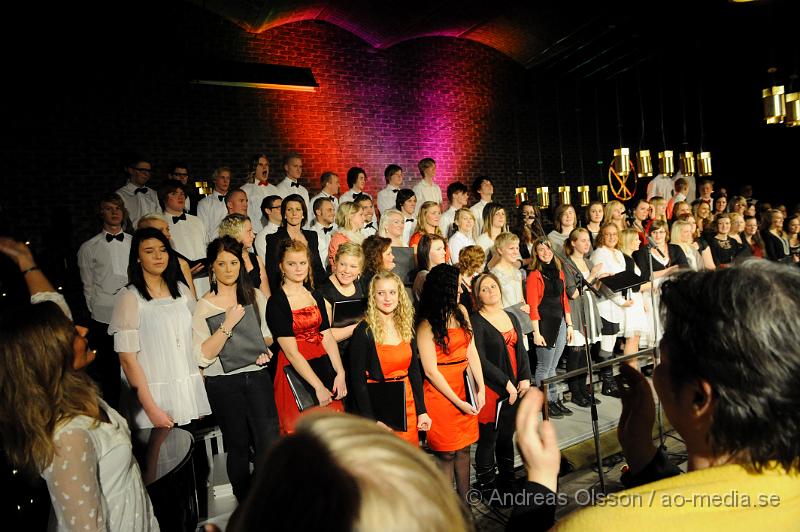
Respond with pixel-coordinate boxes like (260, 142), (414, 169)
(646, 234), (665, 257)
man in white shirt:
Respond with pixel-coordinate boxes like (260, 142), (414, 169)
(666, 178), (688, 220)
(159, 181), (207, 261)
(440, 182), (469, 236)
(77, 193), (131, 408)
(167, 162), (198, 215)
(116, 155), (160, 228)
(696, 179), (714, 208)
(672, 169), (697, 204)
(339, 167), (371, 205)
(310, 196), (337, 265)
(646, 173), (675, 201)
(396, 189), (418, 246)
(355, 194), (378, 237)
(226, 188), (249, 217)
(197, 166), (232, 242)
(241, 153), (277, 234)
(470, 175), (494, 235)
(412, 157), (442, 214)
(274, 153), (311, 214)
(254, 195), (282, 258)
(377, 164), (404, 215)
(308, 171), (340, 227)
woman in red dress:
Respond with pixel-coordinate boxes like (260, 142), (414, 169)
(417, 263), (486, 503)
(267, 240), (347, 434)
(349, 271), (431, 445)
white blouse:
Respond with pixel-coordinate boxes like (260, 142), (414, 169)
(108, 283), (211, 429)
(448, 231), (475, 265)
(489, 265), (526, 307)
(590, 246), (627, 324)
(41, 400), (159, 531)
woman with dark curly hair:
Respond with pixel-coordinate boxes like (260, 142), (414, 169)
(360, 235), (395, 292)
(416, 264), (486, 503)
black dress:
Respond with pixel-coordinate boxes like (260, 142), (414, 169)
(633, 243), (688, 280)
(264, 227), (327, 292)
(706, 236), (745, 267)
(314, 278), (365, 357)
(761, 231), (791, 262)
(246, 251), (262, 288)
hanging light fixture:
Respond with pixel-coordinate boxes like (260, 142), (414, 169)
(697, 152), (713, 176)
(658, 151), (674, 176)
(577, 185), (591, 206)
(763, 85), (786, 124)
(613, 148), (630, 177)
(637, 150), (653, 177)
(596, 185), (609, 204)
(536, 187), (550, 209)
(785, 92), (800, 127)
(681, 151), (696, 176)
(515, 187), (529, 206)
(558, 186), (571, 205)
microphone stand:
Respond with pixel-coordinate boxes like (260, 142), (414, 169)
(529, 200), (607, 493)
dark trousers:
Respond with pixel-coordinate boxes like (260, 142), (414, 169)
(86, 319), (120, 410)
(474, 402), (517, 486)
(205, 368), (279, 501)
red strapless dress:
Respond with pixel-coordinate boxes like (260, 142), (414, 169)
(423, 328), (479, 451)
(273, 305), (344, 435)
(374, 341), (418, 445)
(478, 328), (518, 425)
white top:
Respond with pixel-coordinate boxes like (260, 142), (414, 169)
(475, 233), (495, 255)
(448, 231), (475, 265)
(590, 247), (627, 324)
(41, 399), (159, 532)
(108, 284), (211, 429)
(376, 186), (400, 215)
(166, 212), (207, 261)
(339, 189), (370, 205)
(241, 181), (279, 234)
(116, 182), (160, 228)
(646, 174), (675, 201)
(197, 191), (228, 242)
(673, 171), (697, 203)
(361, 222), (377, 237)
(312, 223), (337, 267)
(192, 291), (272, 377)
(308, 192), (339, 226)
(490, 265), (526, 307)
(470, 199), (489, 235)
(254, 222), (280, 259)
(412, 180), (442, 214)
(401, 216), (416, 247)
(78, 231), (132, 324)
(274, 177), (311, 215)
(439, 206), (458, 237)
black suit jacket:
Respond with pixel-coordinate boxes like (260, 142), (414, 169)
(264, 227), (327, 293)
(470, 310), (532, 396)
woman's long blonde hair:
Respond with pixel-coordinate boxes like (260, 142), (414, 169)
(414, 201), (443, 237)
(0, 303), (100, 477)
(365, 271), (414, 344)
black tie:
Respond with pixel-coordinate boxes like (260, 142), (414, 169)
(392, 189), (399, 193)
(134, 187), (148, 195)
(172, 213), (186, 223)
(106, 233), (124, 242)
(364, 222), (374, 229)
(218, 195), (225, 202)
(323, 226), (334, 234)
(405, 218), (414, 223)
(290, 181), (300, 188)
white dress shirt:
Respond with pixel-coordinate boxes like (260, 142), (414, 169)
(361, 222), (377, 238)
(197, 191), (228, 242)
(646, 174), (676, 201)
(309, 191), (339, 215)
(312, 223), (337, 265)
(77, 231), (132, 324)
(166, 211), (207, 261)
(439, 206), (459, 236)
(275, 177), (311, 215)
(116, 182), (160, 228)
(254, 221), (280, 259)
(471, 199), (489, 235)
(673, 171), (697, 204)
(448, 231), (475, 265)
(402, 215), (417, 247)
(412, 180), (443, 214)
(339, 189), (371, 205)
(377, 186), (401, 215)
(241, 181), (279, 234)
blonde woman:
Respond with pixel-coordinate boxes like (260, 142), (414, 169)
(378, 208), (405, 247)
(649, 197), (668, 224)
(409, 200), (444, 250)
(328, 201), (365, 268)
(219, 213), (270, 298)
(677, 213), (716, 270)
(546, 204), (577, 255)
(618, 229), (651, 360)
(349, 271), (431, 445)
(604, 200), (627, 232)
(475, 202), (508, 257)
(728, 212), (745, 244)
(670, 219), (705, 271)
(316, 242), (366, 350)
(448, 208), (477, 265)
(693, 201), (714, 236)
(489, 232), (528, 314)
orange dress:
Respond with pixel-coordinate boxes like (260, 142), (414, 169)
(424, 328), (479, 451)
(273, 305), (344, 435)
(479, 328), (518, 425)
(374, 341), (419, 445)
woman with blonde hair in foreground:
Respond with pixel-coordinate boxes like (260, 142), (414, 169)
(227, 411), (468, 532)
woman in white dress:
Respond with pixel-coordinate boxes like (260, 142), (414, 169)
(0, 237), (158, 531)
(110, 227), (211, 429)
(618, 229), (652, 364)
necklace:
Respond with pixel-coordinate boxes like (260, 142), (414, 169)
(146, 278), (166, 298)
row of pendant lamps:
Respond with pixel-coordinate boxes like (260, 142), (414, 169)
(763, 85), (800, 126)
(612, 148), (713, 178)
(515, 185), (610, 209)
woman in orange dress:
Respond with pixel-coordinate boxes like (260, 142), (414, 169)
(417, 263), (486, 503)
(267, 240), (347, 434)
(349, 271), (431, 445)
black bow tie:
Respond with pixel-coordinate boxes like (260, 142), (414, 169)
(217, 195), (225, 202)
(106, 233), (124, 242)
(405, 218), (414, 223)
(364, 222), (374, 229)
(392, 189), (399, 193)
(134, 187), (148, 195)
(290, 181), (300, 188)
(323, 226), (334, 234)
(172, 213), (186, 223)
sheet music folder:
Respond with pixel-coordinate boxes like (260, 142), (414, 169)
(598, 270), (646, 297)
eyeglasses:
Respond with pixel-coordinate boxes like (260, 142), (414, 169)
(132, 167), (152, 174)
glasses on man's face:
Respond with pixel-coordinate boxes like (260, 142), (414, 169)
(133, 167), (152, 174)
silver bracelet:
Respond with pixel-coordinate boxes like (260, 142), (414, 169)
(218, 324), (233, 338)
